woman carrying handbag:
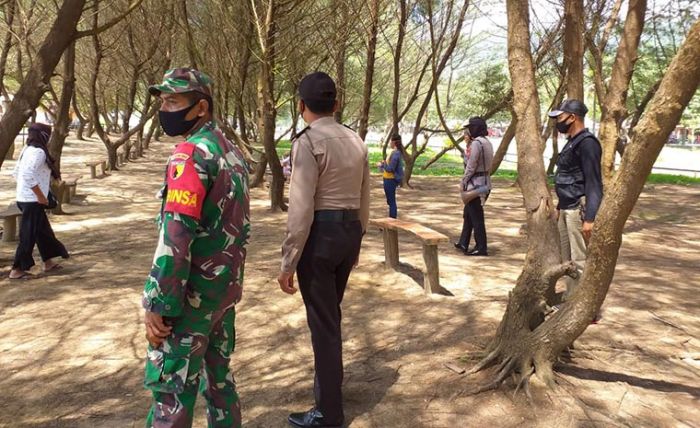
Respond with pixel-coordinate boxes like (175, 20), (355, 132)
(9, 123), (69, 280)
(455, 117), (493, 256)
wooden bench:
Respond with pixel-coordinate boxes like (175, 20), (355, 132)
(61, 176), (81, 203)
(369, 217), (449, 294)
(86, 160), (106, 178)
(0, 203), (21, 243)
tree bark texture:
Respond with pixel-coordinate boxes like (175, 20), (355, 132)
(48, 41), (76, 176)
(563, 0), (584, 99)
(253, 0), (285, 210)
(0, 0), (87, 169)
(357, 0), (380, 141)
(470, 8), (700, 393)
(0, 0), (17, 98)
(490, 115), (516, 174)
(512, 15), (700, 387)
(598, 0), (647, 186)
(468, 0), (572, 390)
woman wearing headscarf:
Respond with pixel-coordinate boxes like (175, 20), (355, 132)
(9, 123), (69, 279)
(455, 117), (493, 256)
(377, 134), (405, 218)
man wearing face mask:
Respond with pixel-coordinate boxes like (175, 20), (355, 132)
(278, 71), (370, 428)
(548, 99), (603, 306)
(142, 68), (250, 428)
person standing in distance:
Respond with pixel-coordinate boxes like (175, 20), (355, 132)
(549, 99), (603, 312)
(455, 117), (493, 256)
(377, 134), (404, 218)
(142, 68), (250, 428)
(278, 71), (370, 428)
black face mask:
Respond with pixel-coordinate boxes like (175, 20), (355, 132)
(556, 116), (573, 134)
(159, 103), (200, 137)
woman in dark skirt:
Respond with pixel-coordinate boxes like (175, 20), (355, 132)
(9, 123), (69, 279)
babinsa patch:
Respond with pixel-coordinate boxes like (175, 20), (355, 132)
(164, 143), (205, 219)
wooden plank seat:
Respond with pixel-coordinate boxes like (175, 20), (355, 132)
(85, 160), (106, 178)
(0, 203), (22, 243)
(369, 217), (450, 294)
(61, 176), (81, 203)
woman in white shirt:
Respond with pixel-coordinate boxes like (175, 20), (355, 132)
(9, 123), (69, 279)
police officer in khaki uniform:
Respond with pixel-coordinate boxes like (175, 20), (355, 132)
(278, 72), (370, 428)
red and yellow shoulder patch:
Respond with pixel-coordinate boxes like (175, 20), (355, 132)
(164, 143), (205, 220)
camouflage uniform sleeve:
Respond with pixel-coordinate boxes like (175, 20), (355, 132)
(142, 143), (211, 317)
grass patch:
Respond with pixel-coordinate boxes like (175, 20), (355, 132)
(645, 173), (700, 186)
(271, 140), (698, 185)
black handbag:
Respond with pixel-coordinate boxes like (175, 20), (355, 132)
(46, 191), (58, 209)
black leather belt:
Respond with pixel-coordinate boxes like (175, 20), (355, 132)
(314, 209), (360, 222)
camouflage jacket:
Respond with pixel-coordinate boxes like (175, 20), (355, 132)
(142, 121), (250, 317)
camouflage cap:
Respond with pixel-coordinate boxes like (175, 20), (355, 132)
(148, 67), (213, 98)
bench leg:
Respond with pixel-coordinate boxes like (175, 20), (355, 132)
(2, 215), (19, 242)
(422, 244), (440, 294)
(382, 228), (399, 269)
(90, 166), (97, 179)
(100, 161), (106, 176)
(70, 186), (77, 197)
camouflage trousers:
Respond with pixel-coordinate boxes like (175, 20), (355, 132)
(144, 307), (241, 428)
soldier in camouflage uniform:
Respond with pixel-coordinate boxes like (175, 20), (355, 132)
(142, 68), (250, 428)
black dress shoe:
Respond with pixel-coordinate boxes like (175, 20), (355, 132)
(454, 242), (467, 252)
(466, 249), (488, 256)
(288, 408), (344, 428)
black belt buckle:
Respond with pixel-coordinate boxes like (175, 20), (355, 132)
(314, 209), (360, 222)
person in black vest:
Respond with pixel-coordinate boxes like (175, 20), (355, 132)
(548, 100), (603, 314)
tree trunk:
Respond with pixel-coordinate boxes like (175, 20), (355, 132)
(0, 0), (17, 98)
(470, 6), (700, 395)
(0, 0), (87, 169)
(47, 41), (76, 176)
(385, 0), (408, 157)
(468, 0), (570, 391)
(236, 20), (253, 144)
(88, 1), (154, 171)
(546, 128), (559, 175)
(357, 0), (380, 141)
(180, 0), (200, 68)
(332, 0), (349, 123)
(506, 15), (700, 390)
(628, 77), (662, 136)
(143, 116), (159, 150)
(72, 93), (88, 141)
(250, 153), (267, 188)
(122, 70), (138, 134)
(253, 0), (285, 211)
(334, 42), (347, 123)
(563, 0), (584, 99)
(598, 0), (647, 186)
(490, 116), (517, 174)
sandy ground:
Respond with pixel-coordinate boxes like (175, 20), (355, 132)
(0, 136), (698, 427)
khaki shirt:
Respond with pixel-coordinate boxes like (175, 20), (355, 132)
(281, 116), (370, 273)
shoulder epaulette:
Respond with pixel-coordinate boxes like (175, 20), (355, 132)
(292, 126), (310, 141)
(342, 124), (354, 131)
